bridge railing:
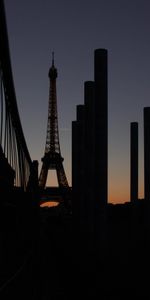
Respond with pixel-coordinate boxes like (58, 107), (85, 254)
(0, 0), (32, 191)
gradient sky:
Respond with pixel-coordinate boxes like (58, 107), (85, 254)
(4, 0), (150, 203)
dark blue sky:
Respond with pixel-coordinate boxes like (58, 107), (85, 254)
(5, 0), (150, 203)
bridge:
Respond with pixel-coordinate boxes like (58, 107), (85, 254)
(0, 0), (71, 202)
(0, 0), (73, 294)
(0, 0), (73, 296)
(0, 0), (38, 195)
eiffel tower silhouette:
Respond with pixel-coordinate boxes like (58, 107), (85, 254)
(39, 53), (69, 196)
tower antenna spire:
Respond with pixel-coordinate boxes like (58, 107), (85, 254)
(52, 51), (54, 66)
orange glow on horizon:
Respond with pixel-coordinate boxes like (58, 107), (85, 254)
(109, 185), (144, 204)
(40, 201), (59, 208)
(43, 171), (144, 204)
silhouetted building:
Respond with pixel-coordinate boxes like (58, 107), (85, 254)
(130, 122), (138, 202)
(144, 107), (150, 201)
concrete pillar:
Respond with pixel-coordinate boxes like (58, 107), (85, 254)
(84, 81), (95, 233)
(93, 49), (108, 255)
(94, 49), (108, 207)
(130, 122), (138, 202)
(72, 120), (79, 221)
(144, 107), (150, 201)
(72, 105), (85, 230)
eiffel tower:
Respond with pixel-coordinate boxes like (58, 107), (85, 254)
(39, 53), (69, 195)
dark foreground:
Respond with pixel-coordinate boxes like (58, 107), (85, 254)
(1, 197), (150, 299)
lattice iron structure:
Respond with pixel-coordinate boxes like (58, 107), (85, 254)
(39, 53), (69, 190)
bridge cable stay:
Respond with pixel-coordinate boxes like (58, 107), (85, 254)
(0, 0), (32, 190)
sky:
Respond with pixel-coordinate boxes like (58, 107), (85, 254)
(4, 0), (150, 203)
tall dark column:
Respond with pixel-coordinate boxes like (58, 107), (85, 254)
(72, 120), (79, 221)
(94, 49), (108, 207)
(72, 105), (85, 229)
(84, 81), (95, 233)
(144, 107), (150, 201)
(76, 105), (85, 213)
(130, 122), (138, 202)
